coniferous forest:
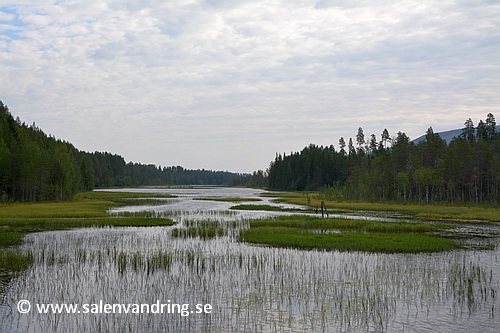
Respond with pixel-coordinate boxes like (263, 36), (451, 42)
(268, 114), (500, 204)
(2, 100), (499, 205)
(0, 101), (265, 202)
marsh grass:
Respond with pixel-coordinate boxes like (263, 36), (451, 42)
(173, 218), (245, 240)
(0, 232), (25, 247)
(230, 204), (306, 212)
(0, 250), (33, 273)
(74, 191), (175, 200)
(0, 188), (496, 332)
(248, 215), (454, 233)
(171, 226), (225, 239)
(0, 216), (174, 233)
(269, 191), (500, 222)
(240, 215), (460, 253)
(194, 197), (262, 202)
(240, 227), (459, 253)
(113, 198), (173, 206)
(6, 223), (495, 333)
(0, 191), (176, 273)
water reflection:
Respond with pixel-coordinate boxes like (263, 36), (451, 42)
(0, 187), (498, 333)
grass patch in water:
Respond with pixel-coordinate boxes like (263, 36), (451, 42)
(230, 204), (304, 212)
(240, 227), (459, 253)
(240, 215), (460, 253)
(0, 191), (175, 273)
(248, 215), (453, 233)
(171, 227), (224, 239)
(0, 232), (25, 247)
(194, 197), (262, 202)
(0, 250), (34, 273)
(0, 216), (174, 233)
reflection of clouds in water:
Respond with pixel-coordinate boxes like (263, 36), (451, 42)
(2, 188), (498, 332)
(3, 219), (498, 333)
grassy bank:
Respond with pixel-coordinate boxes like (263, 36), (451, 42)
(0, 191), (175, 274)
(194, 197), (262, 203)
(230, 204), (305, 212)
(240, 215), (460, 253)
(265, 192), (500, 222)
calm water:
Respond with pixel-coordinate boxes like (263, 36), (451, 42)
(0, 187), (499, 332)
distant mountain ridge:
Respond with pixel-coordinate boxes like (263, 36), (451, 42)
(412, 125), (500, 145)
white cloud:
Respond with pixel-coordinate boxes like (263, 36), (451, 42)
(0, 0), (499, 172)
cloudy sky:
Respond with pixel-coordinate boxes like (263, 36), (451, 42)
(1, 0), (499, 173)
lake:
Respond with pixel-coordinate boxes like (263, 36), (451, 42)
(1, 187), (499, 332)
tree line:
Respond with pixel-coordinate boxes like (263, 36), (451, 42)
(0, 101), (265, 202)
(268, 113), (500, 204)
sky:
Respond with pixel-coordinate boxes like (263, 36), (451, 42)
(0, 0), (499, 173)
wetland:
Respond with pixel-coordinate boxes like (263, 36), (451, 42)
(0, 187), (499, 332)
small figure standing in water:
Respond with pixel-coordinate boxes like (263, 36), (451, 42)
(320, 201), (328, 218)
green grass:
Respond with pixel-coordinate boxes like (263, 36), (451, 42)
(0, 250), (34, 273)
(248, 215), (454, 233)
(230, 204), (305, 212)
(194, 197), (262, 202)
(74, 191), (175, 200)
(240, 215), (460, 253)
(0, 191), (175, 273)
(0, 232), (26, 247)
(267, 191), (500, 222)
(171, 226), (224, 239)
(239, 227), (459, 253)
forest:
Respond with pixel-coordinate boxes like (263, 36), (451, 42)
(0, 101), (265, 202)
(268, 113), (500, 204)
(3, 99), (499, 205)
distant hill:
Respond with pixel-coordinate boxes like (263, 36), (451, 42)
(412, 126), (500, 145)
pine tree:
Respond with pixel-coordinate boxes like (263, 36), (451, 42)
(461, 118), (475, 143)
(381, 128), (390, 148)
(485, 113), (496, 140)
(356, 127), (365, 154)
(477, 120), (488, 141)
(348, 138), (355, 156)
(338, 137), (346, 155)
(369, 134), (377, 153)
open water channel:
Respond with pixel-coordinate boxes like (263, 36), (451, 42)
(1, 187), (499, 332)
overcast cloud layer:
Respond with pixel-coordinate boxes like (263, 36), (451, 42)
(1, 0), (499, 173)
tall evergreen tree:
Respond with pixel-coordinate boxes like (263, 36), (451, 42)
(356, 127), (365, 154)
(348, 138), (355, 156)
(338, 137), (346, 155)
(461, 118), (475, 143)
(485, 113), (496, 140)
(381, 128), (390, 148)
(369, 134), (377, 153)
(477, 120), (488, 141)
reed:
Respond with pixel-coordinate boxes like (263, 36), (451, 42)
(0, 232), (25, 247)
(171, 226), (224, 239)
(0, 250), (33, 273)
(0, 191), (176, 275)
(1, 189), (497, 332)
(1, 211), (496, 333)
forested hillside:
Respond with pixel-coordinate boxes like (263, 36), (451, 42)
(268, 114), (500, 204)
(0, 101), (93, 201)
(0, 101), (264, 202)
